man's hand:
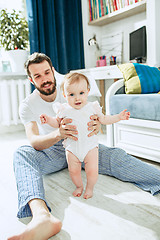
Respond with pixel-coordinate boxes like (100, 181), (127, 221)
(87, 114), (101, 137)
(59, 118), (78, 141)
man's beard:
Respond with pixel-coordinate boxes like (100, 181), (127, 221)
(34, 76), (57, 96)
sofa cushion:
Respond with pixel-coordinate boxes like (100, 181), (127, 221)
(118, 63), (160, 94)
(110, 94), (160, 121)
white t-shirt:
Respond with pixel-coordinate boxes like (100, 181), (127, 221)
(19, 84), (66, 135)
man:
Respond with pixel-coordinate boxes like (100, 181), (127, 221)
(9, 52), (160, 240)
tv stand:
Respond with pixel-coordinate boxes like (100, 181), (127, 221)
(135, 57), (147, 63)
(135, 57), (143, 63)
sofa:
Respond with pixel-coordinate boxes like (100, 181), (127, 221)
(106, 63), (160, 163)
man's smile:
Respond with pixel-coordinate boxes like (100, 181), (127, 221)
(41, 81), (53, 89)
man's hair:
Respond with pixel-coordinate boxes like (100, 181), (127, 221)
(61, 72), (90, 93)
(24, 52), (53, 78)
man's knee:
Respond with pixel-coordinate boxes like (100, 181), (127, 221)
(98, 144), (128, 175)
(13, 145), (34, 169)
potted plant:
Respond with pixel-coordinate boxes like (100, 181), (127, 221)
(0, 9), (29, 72)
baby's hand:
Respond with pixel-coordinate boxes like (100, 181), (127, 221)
(119, 109), (130, 120)
(40, 114), (48, 124)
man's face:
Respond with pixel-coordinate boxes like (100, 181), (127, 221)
(29, 60), (56, 96)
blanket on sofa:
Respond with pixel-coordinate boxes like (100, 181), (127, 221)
(110, 93), (160, 121)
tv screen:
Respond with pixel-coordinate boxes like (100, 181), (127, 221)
(129, 26), (147, 63)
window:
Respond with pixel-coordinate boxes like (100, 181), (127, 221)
(0, 0), (26, 13)
(0, 0), (29, 72)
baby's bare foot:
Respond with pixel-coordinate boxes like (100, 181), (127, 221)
(73, 186), (83, 197)
(7, 213), (62, 240)
(83, 188), (93, 199)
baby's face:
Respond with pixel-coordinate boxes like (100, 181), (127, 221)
(64, 79), (89, 110)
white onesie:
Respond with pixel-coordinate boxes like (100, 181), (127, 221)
(53, 101), (102, 162)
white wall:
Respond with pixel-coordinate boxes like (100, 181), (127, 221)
(101, 12), (146, 64)
(147, 0), (160, 66)
(81, 0), (149, 68)
(81, 0), (101, 68)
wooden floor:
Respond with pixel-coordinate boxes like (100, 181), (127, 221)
(1, 130), (160, 240)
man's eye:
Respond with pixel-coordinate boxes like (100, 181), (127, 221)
(80, 92), (84, 95)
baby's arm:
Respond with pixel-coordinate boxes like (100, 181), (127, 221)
(98, 109), (130, 125)
(40, 114), (60, 128)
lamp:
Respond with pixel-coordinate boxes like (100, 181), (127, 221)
(88, 34), (99, 50)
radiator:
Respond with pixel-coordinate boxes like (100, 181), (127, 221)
(0, 79), (31, 126)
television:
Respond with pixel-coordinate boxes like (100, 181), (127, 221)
(129, 26), (147, 63)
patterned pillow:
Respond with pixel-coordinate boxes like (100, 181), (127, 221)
(118, 63), (160, 94)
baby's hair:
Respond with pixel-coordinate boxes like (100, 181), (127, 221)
(61, 72), (90, 93)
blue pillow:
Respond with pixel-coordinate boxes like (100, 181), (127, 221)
(133, 63), (160, 93)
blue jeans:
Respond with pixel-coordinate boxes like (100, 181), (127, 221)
(13, 140), (160, 218)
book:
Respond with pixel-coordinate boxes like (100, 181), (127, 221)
(125, 0), (129, 6)
(103, 0), (107, 15)
(100, 0), (105, 16)
(119, 0), (123, 8)
(113, 0), (118, 10)
(88, 0), (92, 21)
(110, 0), (114, 12)
(106, 0), (111, 14)
(116, 0), (120, 10)
(96, 0), (99, 18)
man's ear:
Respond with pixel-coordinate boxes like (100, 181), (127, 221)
(63, 91), (66, 98)
(28, 77), (34, 85)
(52, 66), (55, 72)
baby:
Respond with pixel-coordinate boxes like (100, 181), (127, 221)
(40, 72), (130, 199)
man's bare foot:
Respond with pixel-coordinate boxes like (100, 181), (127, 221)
(7, 212), (62, 240)
(72, 186), (83, 197)
(83, 187), (93, 199)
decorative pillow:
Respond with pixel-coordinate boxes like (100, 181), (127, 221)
(118, 63), (160, 94)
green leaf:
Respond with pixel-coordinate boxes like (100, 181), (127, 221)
(0, 9), (29, 50)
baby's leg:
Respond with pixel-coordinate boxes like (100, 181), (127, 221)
(83, 147), (98, 199)
(66, 151), (83, 197)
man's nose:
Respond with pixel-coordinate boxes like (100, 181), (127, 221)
(41, 76), (46, 82)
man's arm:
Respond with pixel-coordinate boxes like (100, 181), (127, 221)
(25, 119), (78, 151)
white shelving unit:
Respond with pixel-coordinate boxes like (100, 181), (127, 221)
(88, 0), (146, 26)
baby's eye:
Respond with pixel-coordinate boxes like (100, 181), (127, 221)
(80, 91), (84, 95)
(70, 93), (74, 96)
